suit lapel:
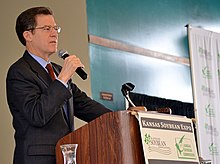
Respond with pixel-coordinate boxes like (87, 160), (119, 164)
(23, 51), (52, 86)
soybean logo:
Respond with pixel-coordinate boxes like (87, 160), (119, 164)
(175, 135), (196, 159)
(202, 66), (212, 79)
(144, 133), (171, 155)
(218, 52), (220, 61)
(209, 143), (219, 155)
(205, 104), (215, 117)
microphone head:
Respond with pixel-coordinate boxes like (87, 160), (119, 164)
(121, 82), (135, 96)
(58, 49), (68, 59)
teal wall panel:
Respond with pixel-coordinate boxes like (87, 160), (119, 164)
(90, 44), (192, 110)
(86, 0), (220, 110)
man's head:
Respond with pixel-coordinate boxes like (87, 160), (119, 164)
(16, 7), (53, 46)
(16, 7), (61, 60)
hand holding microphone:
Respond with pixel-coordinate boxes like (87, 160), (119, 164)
(57, 49), (87, 82)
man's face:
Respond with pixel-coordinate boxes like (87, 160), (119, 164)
(27, 14), (59, 59)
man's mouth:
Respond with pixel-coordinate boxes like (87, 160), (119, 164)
(50, 40), (57, 44)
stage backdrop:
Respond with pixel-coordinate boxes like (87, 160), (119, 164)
(188, 26), (220, 163)
(86, 0), (220, 111)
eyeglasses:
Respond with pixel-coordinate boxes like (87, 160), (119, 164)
(29, 25), (61, 33)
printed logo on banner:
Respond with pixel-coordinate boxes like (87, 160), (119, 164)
(202, 66), (212, 79)
(199, 47), (212, 60)
(205, 123), (219, 136)
(205, 104), (215, 117)
(201, 85), (215, 98)
(175, 135), (197, 160)
(218, 52), (220, 61)
(144, 133), (171, 155)
(209, 143), (219, 155)
(218, 69), (220, 78)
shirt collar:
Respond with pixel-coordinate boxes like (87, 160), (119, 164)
(28, 51), (50, 69)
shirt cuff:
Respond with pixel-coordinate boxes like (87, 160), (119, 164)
(57, 79), (68, 88)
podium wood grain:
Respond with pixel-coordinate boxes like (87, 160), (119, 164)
(56, 111), (145, 164)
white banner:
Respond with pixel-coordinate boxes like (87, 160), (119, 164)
(137, 112), (199, 164)
(188, 26), (220, 163)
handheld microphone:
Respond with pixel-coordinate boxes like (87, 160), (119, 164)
(58, 49), (87, 80)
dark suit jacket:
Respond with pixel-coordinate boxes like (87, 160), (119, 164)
(6, 51), (111, 164)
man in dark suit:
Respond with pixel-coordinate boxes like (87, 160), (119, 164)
(6, 6), (111, 164)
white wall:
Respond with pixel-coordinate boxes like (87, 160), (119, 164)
(0, 1), (88, 163)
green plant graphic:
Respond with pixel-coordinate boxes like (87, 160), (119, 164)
(218, 53), (220, 61)
(144, 133), (151, 145)
(175, 135), (185, 155)
(202, 66), (212, 79)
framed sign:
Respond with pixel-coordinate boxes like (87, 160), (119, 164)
(137, 112), (199, 164)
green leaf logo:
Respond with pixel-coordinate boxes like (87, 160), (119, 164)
(144, 133), (151, 145)
(202, 66), (212, 79)
(175, 135), (185, 155)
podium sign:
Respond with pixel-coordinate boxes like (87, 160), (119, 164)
(137, 112), (199, 164)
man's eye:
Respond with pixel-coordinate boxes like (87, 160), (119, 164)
(44, 26), (51, 31)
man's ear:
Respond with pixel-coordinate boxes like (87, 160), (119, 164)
(23, 31), (32, 42)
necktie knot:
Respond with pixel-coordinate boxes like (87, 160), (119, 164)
(46, 63), (56, 81)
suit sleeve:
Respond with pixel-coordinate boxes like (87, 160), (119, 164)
(70, 82), (112, 122)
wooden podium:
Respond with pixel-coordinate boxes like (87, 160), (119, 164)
(56, 110), (145, 164)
